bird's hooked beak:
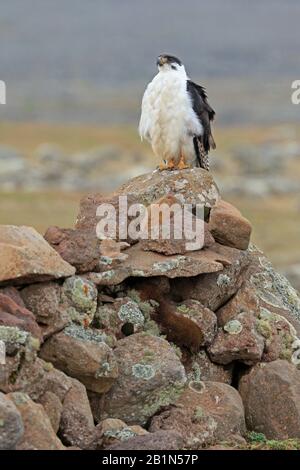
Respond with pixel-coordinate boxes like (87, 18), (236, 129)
(157, 56), (168, 67)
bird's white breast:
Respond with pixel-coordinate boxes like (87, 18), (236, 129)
(139, 69), (203, 162)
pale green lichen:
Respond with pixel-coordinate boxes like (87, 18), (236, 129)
(190, 362), (202, 383)
(126, 290), (161, 336)
(152, 257), (185, 274)
(11, 392), (30, 406)
(118, 301), (144, 326)
(42, 361), (54, 372)
(140, 381), (186, 424)
(224, 319), (243, 335)
(169, 342), (183, 360)
(0, 326), (29, 345)
(193, 406), (204, 420)
(62, 276), (97, 326)
(177, 304), (190, 314)
(259, 307), (274, 321)
(99, 256), (114, 266)
(132, 363), (155, 380)
(251, 255), (300, 322)
(256, 318), (273, 339)
(64, 323), (115, 347)
(217, 274), (232, 287)
(96, 361), (112, 377)
(104, 427), (137, 441)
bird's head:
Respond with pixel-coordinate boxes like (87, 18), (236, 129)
(156, 54), (185, 73)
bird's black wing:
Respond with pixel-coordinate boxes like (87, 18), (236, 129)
(186, 80), (216, 153)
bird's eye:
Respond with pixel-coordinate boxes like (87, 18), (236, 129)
(171, 65), (177, 70)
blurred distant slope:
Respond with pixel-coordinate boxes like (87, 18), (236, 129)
(0, 0), (299, 124)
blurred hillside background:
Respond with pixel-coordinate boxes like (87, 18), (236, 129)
(0, 0), (299, 289)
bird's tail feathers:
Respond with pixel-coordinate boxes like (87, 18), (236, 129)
(209, 134), (216, 150)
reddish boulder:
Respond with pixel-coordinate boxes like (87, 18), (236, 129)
(45, 226), (102, 273)
(0, 225), (75, 286)
(209, 200), (252, 250)
(0, 293), (42, 341)
(239, 360), (300, 439)
(101, 333), (186, 425)
(183, 349), (233, 384)
(171, 244), (250, 311)
(208, 312), (264, 365)
(8, 392), (64, 450)
(150, 382), (246, 448)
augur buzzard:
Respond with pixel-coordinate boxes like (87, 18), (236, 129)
(139, 54), (216, 171)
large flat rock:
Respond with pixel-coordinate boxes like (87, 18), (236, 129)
(115, 168), (220, 207)
(84, 242), (232, 286)
(0, 225), (75, 286)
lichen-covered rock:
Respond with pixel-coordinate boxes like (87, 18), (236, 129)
(158, 299), (217, 350)
(0, 293), (42, 341)
(247, 245), (300, 333)
(217, 270), (300, 364)
(8, 392), (64, 450)
(107, 429), (184, 451)
(0, 391), (24, 449)
(209, 200), (252, 250)
(95, 298), (145, 339)
(171, 244), (251, 311)
(115, 168), (219, 208)
(0, 225), (75, 286)
(96, 418), (148, 449)
(85, 242), (231, 286)
(39, 325), (118, 393)
(21, 282), (69, 339)
(208, 312), (264, 365)
(149, 382), (246, 449)
(44, 226), (102, 273)
(183, 350), (233, 385)
(101, 333), (186, 425)
(61, 276), (98, 326)
(239, 360), (300, 439)
(0, 326), (40, 393)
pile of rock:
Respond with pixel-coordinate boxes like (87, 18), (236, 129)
(1, 168), (300, 450)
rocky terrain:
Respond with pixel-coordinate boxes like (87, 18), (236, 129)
(1, 167), (300, 450)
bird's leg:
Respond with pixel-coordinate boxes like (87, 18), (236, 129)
(158, 158), (175, 170)
(167, 158), (175, 169)
(177, 152), (190, 170)
(158, 160), (169, 170)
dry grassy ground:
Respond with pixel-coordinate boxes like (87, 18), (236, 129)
(0, 122), (299, 270)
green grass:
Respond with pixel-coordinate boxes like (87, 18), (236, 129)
(245, 431), (300, 450)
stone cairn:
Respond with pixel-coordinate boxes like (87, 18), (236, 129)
(1, 168), (300, 450)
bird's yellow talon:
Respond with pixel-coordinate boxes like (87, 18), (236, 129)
(159, 159), (175, 171)
(177, 154), (190, 170)
(167, 159), (175, 169)
(158, 161), (168, 171)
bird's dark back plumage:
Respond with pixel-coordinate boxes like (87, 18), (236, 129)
(187, 80), (216, 169)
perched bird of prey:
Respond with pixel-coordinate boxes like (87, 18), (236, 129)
(139, 54), (216, 171)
